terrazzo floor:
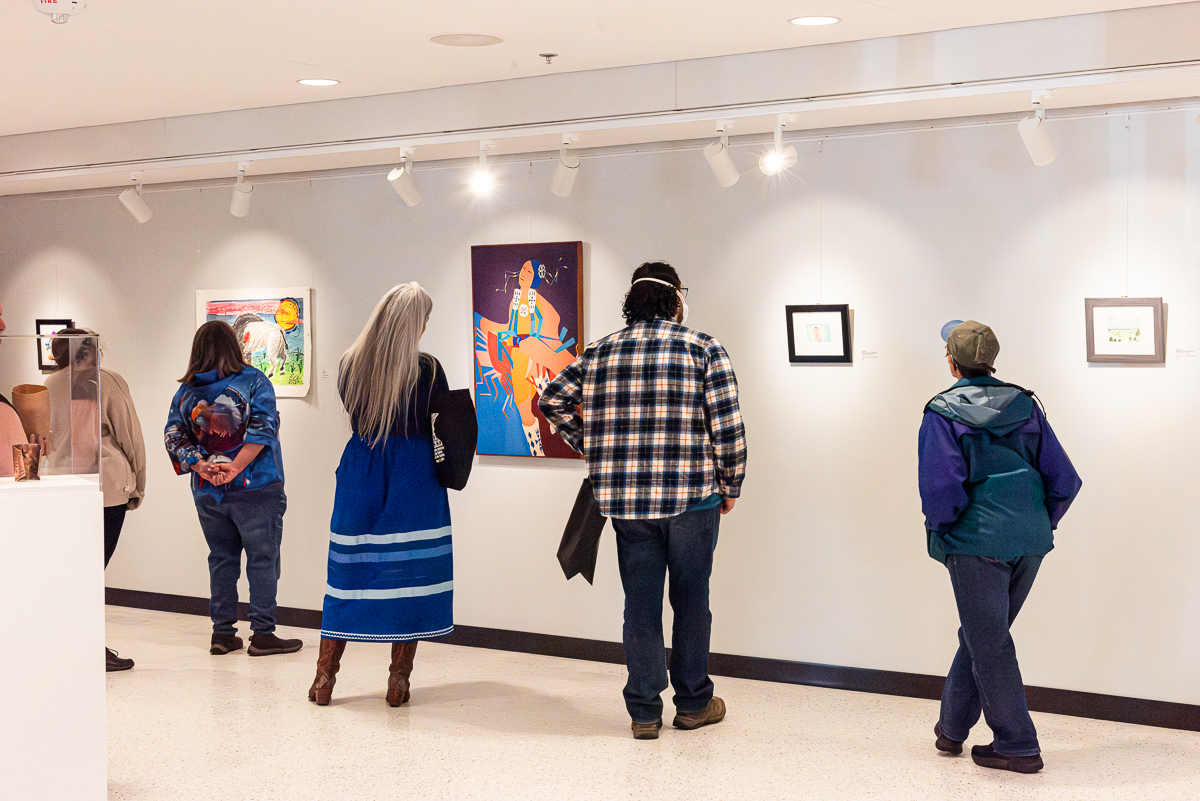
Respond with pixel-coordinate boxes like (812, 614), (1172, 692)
(104, 606), (1198, 800)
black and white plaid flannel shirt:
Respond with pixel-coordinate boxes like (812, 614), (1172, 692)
(539, 318), (746, 519)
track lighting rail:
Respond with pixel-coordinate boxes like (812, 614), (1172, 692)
(4, 58), (1200, 188)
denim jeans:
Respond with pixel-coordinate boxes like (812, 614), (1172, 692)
(612, 505), (721, 724)
(194, 483), (287, 636)
(940, 553), (1043, 756)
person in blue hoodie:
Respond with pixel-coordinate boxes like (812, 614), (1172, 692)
(918, 320), (1081, 774)
(165, 321), (302, 657)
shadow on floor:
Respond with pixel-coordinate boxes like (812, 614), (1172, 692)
(324, 679), (627, 737)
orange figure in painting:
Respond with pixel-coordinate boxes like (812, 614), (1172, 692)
(475, 259), (576, 456)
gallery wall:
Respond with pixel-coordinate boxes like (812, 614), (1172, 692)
(3, 108), (1200, 706)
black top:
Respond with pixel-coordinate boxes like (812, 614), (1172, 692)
(345, 355), (448, 439)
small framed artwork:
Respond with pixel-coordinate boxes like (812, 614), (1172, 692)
(786, 304), (852, 363)
(35, 318), (74, 371)
(1084, 297), (1165, 364)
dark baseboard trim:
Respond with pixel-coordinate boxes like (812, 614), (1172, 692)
(106, 587), (1199, 732)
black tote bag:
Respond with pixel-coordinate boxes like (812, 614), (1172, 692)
(557, 477), (608, 584)
(429, 388), (478, 491)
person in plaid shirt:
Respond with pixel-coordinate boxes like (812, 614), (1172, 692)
(539, 261), (747, 740)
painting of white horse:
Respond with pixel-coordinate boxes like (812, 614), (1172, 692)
(196, 287), (312, 398)
(231, 313), (288, 377)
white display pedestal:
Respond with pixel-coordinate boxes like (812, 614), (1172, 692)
(0, 475), (106, 801)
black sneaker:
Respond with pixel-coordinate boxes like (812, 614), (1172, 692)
(210, 633), (244, 655)
(971, 743), (1044, 773)
(105, 647), (134, 672)
(248, 632), (303, 656)
(934, 723), (963, 755)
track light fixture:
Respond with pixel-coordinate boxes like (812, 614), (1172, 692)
(118, 174), (152, 224)
(1018, 91), (1057, 166)
(471, 141), (497, 195)
(702, 119), (740, 187)
(760, 114), (798, 176)
(550, 134), (580, 197)
(387, 149), (423, 207)
(229, 162), (253, 218)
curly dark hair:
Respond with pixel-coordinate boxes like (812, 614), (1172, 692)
(622, 262), (682, 325)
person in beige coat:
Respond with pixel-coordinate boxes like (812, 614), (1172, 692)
(46, 329), (147, 671)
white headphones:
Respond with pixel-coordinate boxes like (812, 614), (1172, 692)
(632, 277), (689, 325)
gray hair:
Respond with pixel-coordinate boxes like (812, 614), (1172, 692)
(338, 282), (434, 446)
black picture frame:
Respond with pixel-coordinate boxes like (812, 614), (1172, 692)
(1084, 297), (1165, 364)
(35, 318), (74, 371)
(786, 304), (852, 363)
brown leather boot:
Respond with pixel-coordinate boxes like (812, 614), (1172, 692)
(308, 638), (346, 705)
(386, 641), (418, 706)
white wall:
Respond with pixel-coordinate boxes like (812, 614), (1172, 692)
(3, 109), (1200, 706)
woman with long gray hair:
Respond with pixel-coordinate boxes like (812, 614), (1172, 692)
(309, 282), (453, 707)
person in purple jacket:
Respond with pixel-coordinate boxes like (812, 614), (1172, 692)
(918, 321), (1081, 774)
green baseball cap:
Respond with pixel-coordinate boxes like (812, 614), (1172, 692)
(946, 320), (999, 370)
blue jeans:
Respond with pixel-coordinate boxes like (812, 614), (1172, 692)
(940, 554), (1043, 756)
(194, 483), (287, 636)
(612, 505), (721, 724)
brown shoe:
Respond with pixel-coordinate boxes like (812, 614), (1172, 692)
(210, 633), (244, 655)
(672, 696), (726, 730)
(308, 638), (347, 705)
(631, 719), (663, 740)
(387, 641), (418, 706)
(935, 723), (964, 755)
(248, 632), (303, 656)
(971, 744), (1043, 774)
(105, 647), (134, 672)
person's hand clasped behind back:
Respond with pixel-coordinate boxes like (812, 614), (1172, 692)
(211, 463), (239, 485)
(190, 460), (220, 485)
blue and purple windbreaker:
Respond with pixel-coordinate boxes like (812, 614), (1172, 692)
(918, 376), (1081, 562)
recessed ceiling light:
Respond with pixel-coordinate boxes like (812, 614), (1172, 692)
(431, 34), (503, 47)
(298, 79), (339, 87)
(789, 16), (841, 26)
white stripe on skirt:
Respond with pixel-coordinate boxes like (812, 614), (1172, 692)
(324, 580), (454, 600)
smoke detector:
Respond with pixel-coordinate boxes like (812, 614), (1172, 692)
(32, 0), (86, 24)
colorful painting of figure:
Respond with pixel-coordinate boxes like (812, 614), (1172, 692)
(195, 287), (312, 398)
(472, 242), (583, 458)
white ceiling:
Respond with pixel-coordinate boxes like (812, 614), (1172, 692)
(2, 0), (1195, 137)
